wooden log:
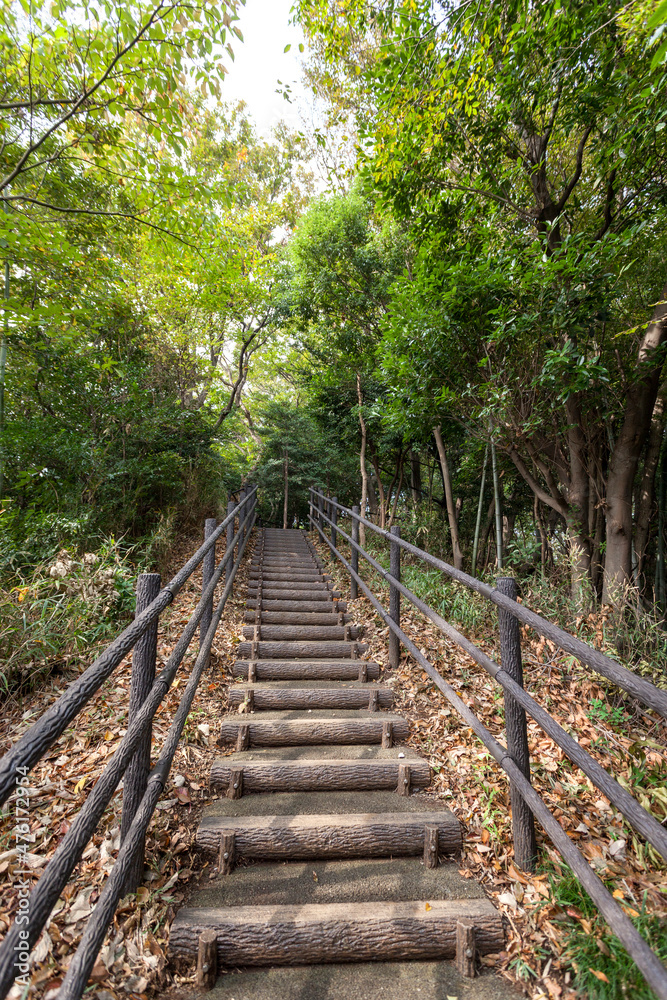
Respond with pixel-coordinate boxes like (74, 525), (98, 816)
(170, 899), (504, 965)
(228, 686), (393, 710)
(121, 572), (161, 894)
(196, 929), (217, 988)
(200, 519), (217, 668)
(424, 824), (439, 868)
(497, 576), (537, 872)
(247, 590), (339, 602)
(398, 764), (411, 796)
(233, 660), (380, 681)
(358, 662), (368, 682)
(247, 662), (256, 683)
(196, 810), (462, 859)
(218, 715), (410, 747)
(368, 690), (379, 712)
(248, 567), (331, 583)
(456, 921), (476, 977)
(218, 831), (235, 876)
(243, 611), (351, 625)
(382, 721), (393, 748)
(237, 641), (367, 660)
(247, 580), (331, 591)
(246, 599), (348, 613)
(210, 757), (431, 794)
(226, 767), (243, 799)
(241, 625), (361, 642)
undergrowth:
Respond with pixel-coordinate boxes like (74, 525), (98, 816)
(542, 862), (667, 999)
(0, 540), (137, 698)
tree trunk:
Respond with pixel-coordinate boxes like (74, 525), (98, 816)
(565, 398), (592, 606)
(604, 281), (667, 605)
(357, 372), (368, 548)
(634, 387), (666, 596)
(283, 449), (289, 530)
(472, 445), (489, 575)
(387, 452), (406, 528)
(433, 425), (463, 570)
(410, 450), (422, 508)
(491, 439), (503, 570)
(370, 450), (387, 528)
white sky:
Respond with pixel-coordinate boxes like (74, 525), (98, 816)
(222, 0), (312, 138)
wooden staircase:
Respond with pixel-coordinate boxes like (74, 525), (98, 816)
(170, 528), (517, 999)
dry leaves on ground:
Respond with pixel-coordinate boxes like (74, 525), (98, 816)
(314, 535), (667, 1000)
(0, 536), (252, 1000)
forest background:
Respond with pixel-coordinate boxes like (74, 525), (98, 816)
(3, 0), (667, 699)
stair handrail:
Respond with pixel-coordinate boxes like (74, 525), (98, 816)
(309, 486), (667, 1000)
(0, 488), (257, 1000)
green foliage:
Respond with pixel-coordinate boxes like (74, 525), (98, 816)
(542, 863), (667, 999)
(0, 540), (137, 696)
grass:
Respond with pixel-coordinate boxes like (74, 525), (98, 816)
(542, 862), (667, 999)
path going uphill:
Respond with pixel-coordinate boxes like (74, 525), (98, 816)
(170, 529), (520, 1000)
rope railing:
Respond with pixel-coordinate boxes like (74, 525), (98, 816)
(0, 487), (258, 1000)
(309, 487), (667, 1000)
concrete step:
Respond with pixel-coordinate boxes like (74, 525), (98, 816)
(228, 681), (392, 710)
(169, 897), (504, 967)
(210, 745), (431, 794)
(219, 710), (409, 747)
(246, 599), (348, 613)
(236, 640), (366, 660)
(197, 806), (461, 859)
(176, 962), (520, 1000)
(243, 611), (351, 625)
(190, 858), (480, 906)
(232, 659), (380, 680)
(241, 624), (362, 641)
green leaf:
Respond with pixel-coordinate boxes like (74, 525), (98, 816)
(647, 0), (667, 31)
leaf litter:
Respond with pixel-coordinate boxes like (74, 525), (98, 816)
(314, 536), (667, 1000)
(0, 535), (253, 999)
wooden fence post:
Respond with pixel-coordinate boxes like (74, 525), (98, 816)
(200, 518), (217, 666)
(350, 505), (360, 600)
(497, 576), (537, 871)
(240, 487), (248, 545)
(331, 496), (338, 549)
(389, 525), (401, 669)
(120, 572), (161, 893)
(225, 500), (235, 587)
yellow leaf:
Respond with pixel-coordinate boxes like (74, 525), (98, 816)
(425, 902), (432, 911)
(623, 905), (640, 918)
(15, 586), (29, 603)
(74, 776), (87, 794)
(612, 889), (624, 899)
(104, 730), (114, 741)
(590, 970), (610, 983)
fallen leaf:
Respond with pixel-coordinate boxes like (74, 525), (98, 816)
(590, 969), (610, 983)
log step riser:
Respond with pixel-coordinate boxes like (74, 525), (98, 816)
(218, 719), (409, 747)
(210, 761), (431, 793)
(241, 626), (362, 641)
(237, 642), (366, 660)
(170, 902), (504, 966)
(196, 815), (461, 859)
(228, 690), (392, 710)
(232, 662), (380, 680)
